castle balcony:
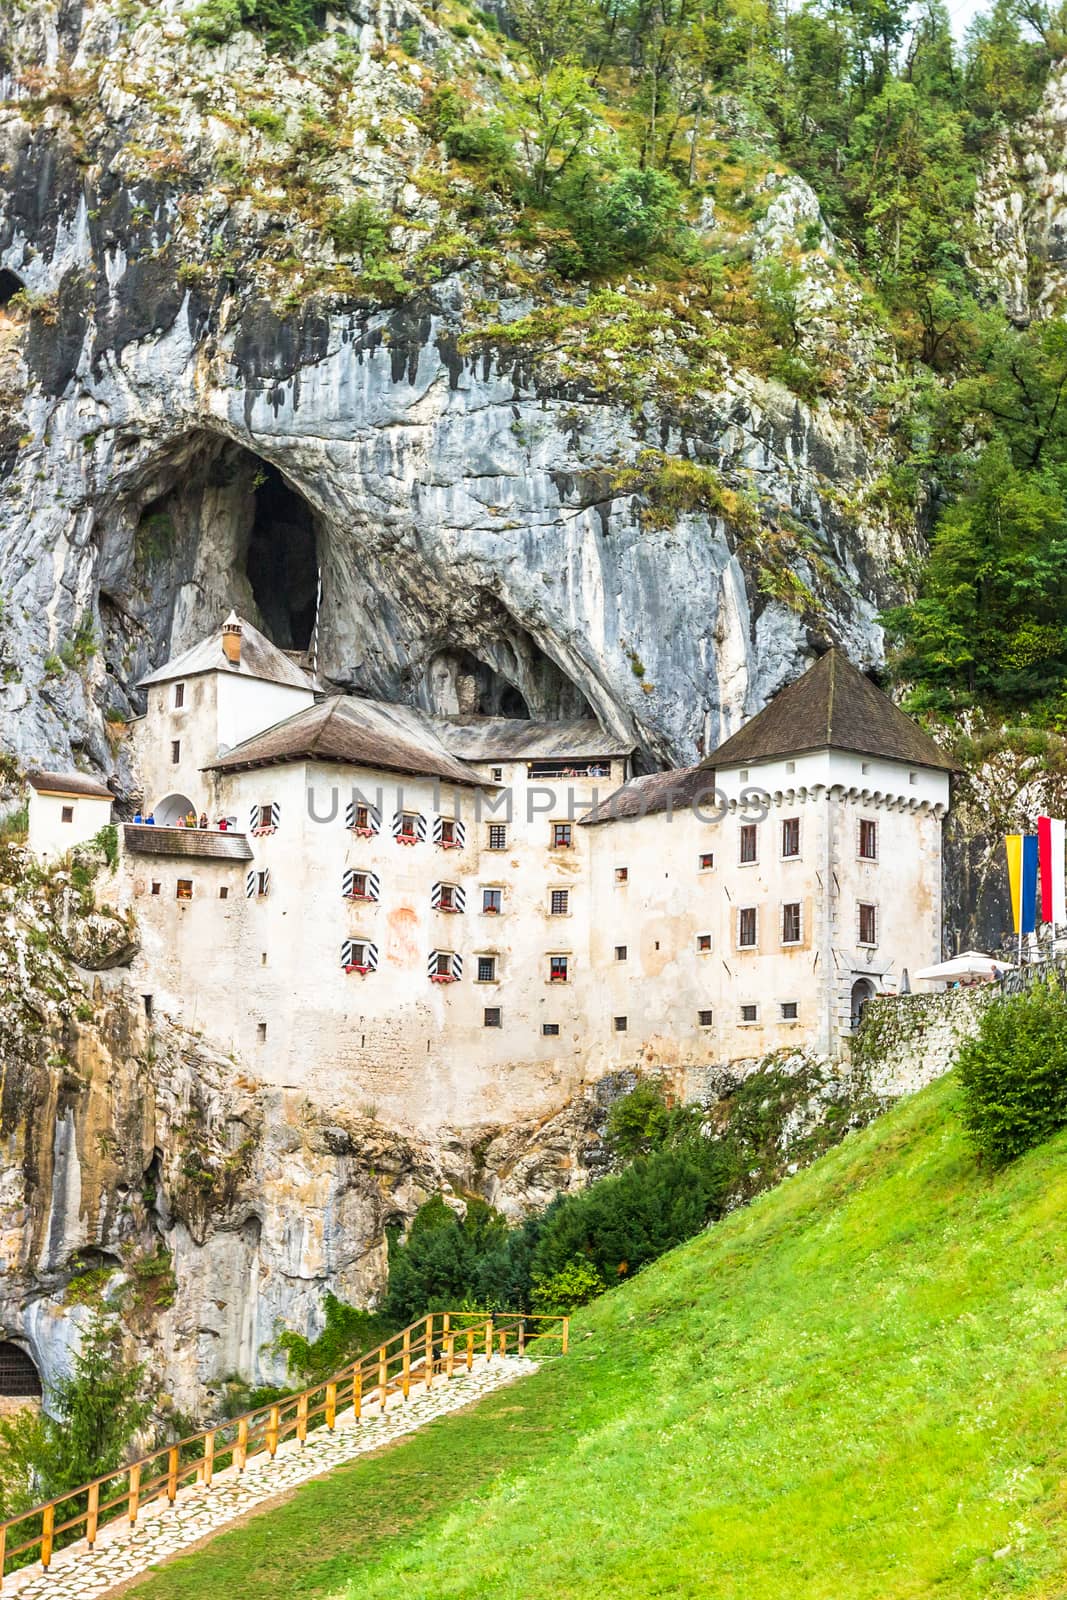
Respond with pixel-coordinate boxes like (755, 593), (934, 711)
(122, 825), (254, 862)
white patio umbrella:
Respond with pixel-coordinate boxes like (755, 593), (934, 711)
(913, 951), (1015, 982)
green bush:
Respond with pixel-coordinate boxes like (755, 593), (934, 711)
(444, 118), (514, 183)
(956, 983), (1067, 1164)
(275, 1293), (392, 1382)
(187, 0), (320, 51)
(530, 1257), (605, 1314)
(327, 198), (389, 258)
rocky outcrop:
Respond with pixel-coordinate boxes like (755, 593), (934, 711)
(973, 60), (1067, 324)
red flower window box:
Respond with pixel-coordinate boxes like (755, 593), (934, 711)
(438, 839), (461, 850)
(353, 826), (377, 838)
(345, 891), (375, 902)
(483, 906), (500, 914)
(344, 964), (370, 976)
(429, 972), (456, 984)
(437, 903), (460, 914)
(397, 834), (418, 846)
(549, 974), (568, 984)
(251, 826), (276, 838)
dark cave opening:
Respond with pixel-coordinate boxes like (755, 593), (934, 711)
(426, 643), (592, 721)
(0, 1341), (41, 1399)
(245, 464), (320, 653)
(0, 269), (25, 311)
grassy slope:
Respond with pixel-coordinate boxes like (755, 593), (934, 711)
(126, 1073), (1067, 1600)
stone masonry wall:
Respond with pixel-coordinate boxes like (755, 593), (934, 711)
(852, 988), (996, 1101)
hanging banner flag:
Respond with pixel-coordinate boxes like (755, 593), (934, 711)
(1039, 816), (1053, 922)
(1021, 834), (1039, 935)
(1006, 834), (1022, 934)
(1052, 819), (1067, 928)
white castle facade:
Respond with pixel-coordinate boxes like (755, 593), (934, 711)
(29, 615), (952, 1133)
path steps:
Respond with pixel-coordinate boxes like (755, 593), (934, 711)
(4, 1354), (536, 1600)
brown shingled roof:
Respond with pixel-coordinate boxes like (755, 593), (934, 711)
(138, 616), (316, 693)
(702, 649), (955, 773)
(123, 825), (253, 861)
(28, 770), (113, 800)
(204, 697), (487, 787)
(580, 766), (718, 826)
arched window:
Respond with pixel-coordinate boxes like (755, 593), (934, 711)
(0, 1342), (41, 1398)
(152, 792), (197, 826)
(851, 978), (876, 1032)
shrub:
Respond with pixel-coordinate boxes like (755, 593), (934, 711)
(275, 1293), (392, 1382)
(530, 1257), (604, 1314)
(444, 118), (514, 184)
(956, 983), (1067, 1164)
(327, 198), (389, 258)
(187, 0), (321, 51)
(383, 1196), (512, 1324)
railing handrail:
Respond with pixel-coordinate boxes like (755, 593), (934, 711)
(0, 1308), (569, 1583)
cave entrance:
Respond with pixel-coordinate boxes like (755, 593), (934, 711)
(245, 463), (319, 653)
(0, 1342), (41, 1401)
(426, 641), (592, 721)
(0, 270), (25, 320)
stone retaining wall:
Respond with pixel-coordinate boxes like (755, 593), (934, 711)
(852, 988), (996, 1100)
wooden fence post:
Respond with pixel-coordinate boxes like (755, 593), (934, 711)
(484, 1318), (493, 1362)
(167, 1445), (179, 1503)
(354, 1368), (363, 1420)
(203, 1431), (215, 1487)
(40, 1505), (54, 1571)
(445, 1333), (455, 1379)
(518, 1319), (526, 1357)
(402, 1328), (411, 1399)
(325, 1382), (337, 1430)
(0, 1521), (7, 1583)
(86, 1481), (100, 1546)
(378, 1346), (388, 1409)
(236, 1417), (248, 1471)
(128, 1463), (141, 1524)
(424, 1316), (433, 1389)
(466, 1328), (474, 1371)
(267, 1405), (280, 1458)
(296, 1393), (308, 1445)
(562, 1316), (570, 1354)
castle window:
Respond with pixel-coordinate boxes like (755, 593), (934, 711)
(549, 955), (569, 984)
(482, 887), (502, 914)
(698, 1009), (713, 1028)
(395, 811), (423, 844)
(61, 805), (74, 824)
(858, 902), (878, 946)
(785, 760), (795, 775)
(440, 819), (455, 845)
(246, 869), (269, 899)
(542, 1023), (560, 1037)
(737, 907), (757, 948)
(219, 885), (228, 900)
(909, 771), (918, 785)
(257, 1022), (267, 1042)
(488, 824), (508, 850)
(176, 879), (193, 900)
(615, 866), (629, 883)
(615, 945), (627, 961)
(174, 683), (185, 709)
(861, 762), (871, 775)
(477, 955), (497, 983)
(699, 852), (714, 871)
(550, 889), (569, 915)
(484, 1007), (502, 1028)
(428, 949), (462, 982)
(346, 800), (381, 836)
(251, 802), (279, 834)
(739, 823), (758, 864)
(697, 933), (712, 952)
(781, 817), (800, 859)
(342, 939), (379, 973)
(551, 822), (573, 849)
(782, 902), (801, 944)
(740, 1003), (759, 1024)
(781, 1001), (799, 1020)
(614, 1016), (627, 1033)
(433, 815), (466, 849)
(432, 881), (465, 913)
(859, 819), (878, 861)
(491, 767), (503, 783)
(171, 740), (181, 765)
(151, 881), (161, 896)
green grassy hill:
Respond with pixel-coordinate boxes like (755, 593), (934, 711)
(127, 1072), (1067, 1600)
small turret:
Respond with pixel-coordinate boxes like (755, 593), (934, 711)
(221, 611), (242, 667)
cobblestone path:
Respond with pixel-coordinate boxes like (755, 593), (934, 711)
(3, 1354), (536, 1600)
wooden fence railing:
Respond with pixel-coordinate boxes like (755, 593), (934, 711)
(0, 1309), (567, 1587)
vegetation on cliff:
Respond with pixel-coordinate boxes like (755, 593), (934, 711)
(120, 1067), (1067, 1600)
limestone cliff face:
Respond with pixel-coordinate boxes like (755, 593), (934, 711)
(973, 61), (1067, 324)
(0, 0), (916, 780)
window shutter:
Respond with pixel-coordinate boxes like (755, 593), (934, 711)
(427, 949), (440, 977)
(345, 799), (356, 828)
(249, 804), (258, 834)
(432, 815), (444, 844)
(261, 867), (270, 897)
(454, 885), (467, 912)
(245, 870), (256, 898)
(450, 951), (463, 980)
(342, 939), (353, 967)
(431, 882), (443, 909)
(270, 802), (280, 829)
(367, 871), (380, 901)
(343, 869), (355, 898)
(366, 942), (378, 971)
(392, 811), (403, 837)
(370, 804), (381, 831)
(417, 813), (427, 842)
(455, 819), (467, 847)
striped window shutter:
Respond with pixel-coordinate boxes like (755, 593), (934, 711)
(431, 882), (443, 909)
(342, 940), (379, 970)
(450, 951), (463, 980)
(427, 949), (441, 977)
(417, 813), (427, 841)
(365, 942), (379, 971)
(367, 872), (380, 900)
(454, 819), (467, 847)
(454, 885), (467, 912)
(342, 869), (355, 898)
(344, 870), (381, 900)
(260, 867), (269, 897)
(391, 811), (403, 838)
(270, 802), (280, 829)
(432, 815), (444, 844)
(249, 804), (259, 833)
(370, 804), (381, 831)
(346, 800), (382, 831)
(246, 870), (256, 898)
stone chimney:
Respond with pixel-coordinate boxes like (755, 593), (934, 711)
(221, 611), (242, 666)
